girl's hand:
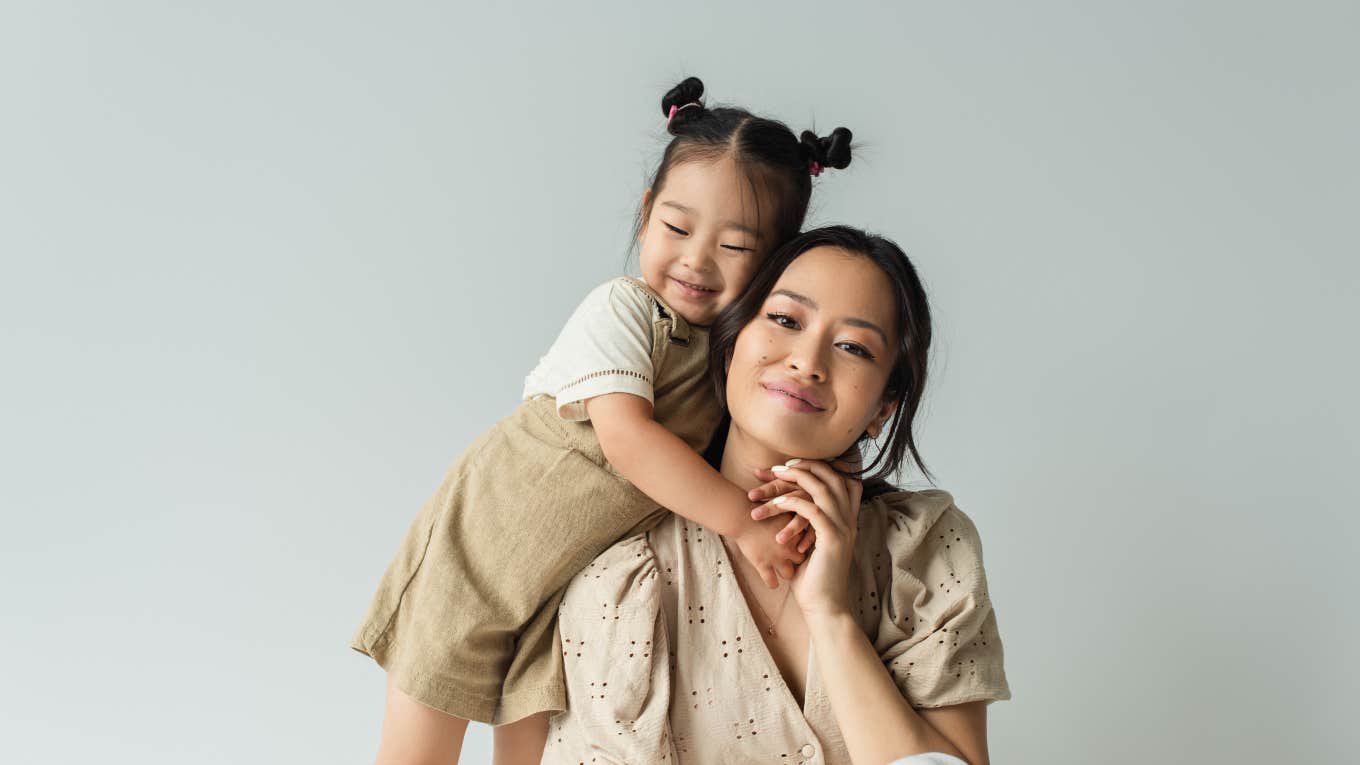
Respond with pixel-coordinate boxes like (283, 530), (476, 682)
(749, 459), (863, 618)
(747, 472), (817, 553)
(733, 517), (807, 589)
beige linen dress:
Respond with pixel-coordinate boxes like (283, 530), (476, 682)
(350, 277), (723, 724)
(543, 489), (1011, 764)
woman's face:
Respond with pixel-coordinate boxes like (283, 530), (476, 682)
(725, 246), (900, 460)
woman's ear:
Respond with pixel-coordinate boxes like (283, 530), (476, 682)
(865, 398), (898, 439)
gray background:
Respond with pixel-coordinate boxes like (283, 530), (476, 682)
(2, 1), (1356, 763)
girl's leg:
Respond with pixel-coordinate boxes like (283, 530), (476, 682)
(374, 676), (470, 764)
(492, 712), (551, 765)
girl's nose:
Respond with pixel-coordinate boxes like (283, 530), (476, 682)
(679, 240), (713, 273)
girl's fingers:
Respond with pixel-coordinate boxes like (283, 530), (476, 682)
(747, 478), (802, 503)
(777, 561), (796, 581)
(758, 563), (780, 590)
(797, 528), (817, 554)
(774, 514), (810, 544)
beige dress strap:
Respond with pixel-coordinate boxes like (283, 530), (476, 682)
(619, 276), (693, 347)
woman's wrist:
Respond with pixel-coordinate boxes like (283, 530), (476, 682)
(802, 605), (857, 638)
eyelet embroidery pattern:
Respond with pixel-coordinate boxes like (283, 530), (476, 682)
(561, 368), (652, 392)
(549, 499), (1007, 762)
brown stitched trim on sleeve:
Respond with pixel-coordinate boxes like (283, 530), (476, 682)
(561, 368), (652, 391)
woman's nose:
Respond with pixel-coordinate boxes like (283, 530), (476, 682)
(786, 339), (827, 381)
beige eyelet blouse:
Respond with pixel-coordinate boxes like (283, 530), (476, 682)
(542, 488), (1012, 764)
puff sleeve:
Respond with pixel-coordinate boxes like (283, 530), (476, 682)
(542, 533), (677, 763)
(521, 278), (657, 421)
(859, 490), (1012, 709)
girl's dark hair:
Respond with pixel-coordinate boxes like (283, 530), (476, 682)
(634, 77), (852, 253)
(704, 225), (934, 498)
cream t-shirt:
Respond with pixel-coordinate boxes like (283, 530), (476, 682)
(522, 277), (659, 421)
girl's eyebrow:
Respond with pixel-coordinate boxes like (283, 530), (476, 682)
(771, 288), (890, 345)
(659, 200), (756, 236)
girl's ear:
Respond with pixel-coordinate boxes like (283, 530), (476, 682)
(866, 398), (898, 439)
(638, 188), (654, 240)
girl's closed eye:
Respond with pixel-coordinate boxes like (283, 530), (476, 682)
(664, 222), (689, 236)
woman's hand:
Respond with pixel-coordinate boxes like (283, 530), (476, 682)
(749, 458), (863, 618)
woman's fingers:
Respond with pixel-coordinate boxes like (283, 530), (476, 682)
(845, 477), (864, 525)
(764, 465), (849, 535)
(779, 460), (851, 511)
(756, 493), (841, 545)
(751, 489), (811, 520)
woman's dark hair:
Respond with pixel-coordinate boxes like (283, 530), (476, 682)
(704, 225), (934, 498)
(634, 77), (852, 254)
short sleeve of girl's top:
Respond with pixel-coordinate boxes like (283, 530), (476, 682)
(521, 277), (657, 421)
(855, 489), (1012, 709)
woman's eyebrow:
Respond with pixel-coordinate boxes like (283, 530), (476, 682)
(659, 200), (756, 236)
(771, 289), (889, 345)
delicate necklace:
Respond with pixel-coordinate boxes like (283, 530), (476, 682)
(722, 539), (794, 636)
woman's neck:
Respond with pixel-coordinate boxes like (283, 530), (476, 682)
(718, 421), (792, 493)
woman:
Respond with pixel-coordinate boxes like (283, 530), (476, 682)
(544, 226), (1011, 764)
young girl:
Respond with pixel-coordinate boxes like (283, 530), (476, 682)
(351, 77), (853, 761)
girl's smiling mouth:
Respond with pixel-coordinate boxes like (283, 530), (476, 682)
(669, 276), (718, 298)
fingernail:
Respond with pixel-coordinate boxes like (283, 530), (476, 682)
(771, 465), (788, 473)
(771, 495), (787, 505)
(784, 458), (802, 466)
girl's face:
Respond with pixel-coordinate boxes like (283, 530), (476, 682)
(638, 156), (771, 326)
(725, 246), (900, 460)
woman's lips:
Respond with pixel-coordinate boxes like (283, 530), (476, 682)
(762, 383), (825, 413)
(669, 276), (717, 300)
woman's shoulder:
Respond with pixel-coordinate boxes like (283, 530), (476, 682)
(857, 487), (989, 572)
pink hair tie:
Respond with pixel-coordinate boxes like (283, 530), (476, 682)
(809, 161), (823, 177)
(666, 101), (701, 128)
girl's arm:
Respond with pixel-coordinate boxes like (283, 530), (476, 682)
(750, 461), (992, 765)
(585, 392), (802, 587)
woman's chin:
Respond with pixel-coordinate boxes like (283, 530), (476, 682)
(736, 419), (843, 464)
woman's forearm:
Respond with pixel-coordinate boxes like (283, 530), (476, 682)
(806, 610), (965, 765)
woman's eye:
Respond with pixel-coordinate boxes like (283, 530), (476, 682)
(837, 342), (875, 360)
(766, 312), (799, 329)
(664, 222), (689, 236)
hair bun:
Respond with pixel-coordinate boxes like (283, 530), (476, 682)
(799, 127), (854, 171)
(662, 77), (706, 133)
